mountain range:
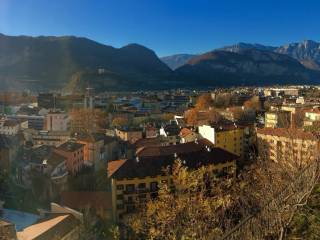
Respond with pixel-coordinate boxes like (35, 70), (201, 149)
(161, 40), (320, 71)
(0, 33), (320, 92)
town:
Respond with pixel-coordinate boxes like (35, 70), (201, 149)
(1, 85), (320, 239)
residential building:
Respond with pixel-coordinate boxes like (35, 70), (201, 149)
(0, 119), (21, 136)
(45, 110), (70, 132)
(304, 107), (320, 126)
(257, 128), (319, 163)
(77, 133), (106, 170)
(264, 110), (291, 128)
(115, 128), (143, 143)
(179, 128), (198, 143)
(28, 130), (70, 147)
(199, 124), (252, 158)
(7, 115), (45, 130)
(108, 140), (238, 222)
(55, 142), (85, 174)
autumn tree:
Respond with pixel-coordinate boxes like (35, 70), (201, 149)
(213, 93), (232, 108)
(162, 113), (175, 122)
(196, 93), (212, 110)
(243, 96), (260, 111)
(125, 160), (234, 240)
(208, 108), (222, 124)
(185, 108), (198, 126)
(111, 117), (129, 128)
(70, 108), (108, 133)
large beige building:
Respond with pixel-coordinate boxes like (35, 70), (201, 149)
(45, 110), (70, 132)
(257, 128), (319, 164)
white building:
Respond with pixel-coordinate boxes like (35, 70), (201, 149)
(198, 125), (215, 144)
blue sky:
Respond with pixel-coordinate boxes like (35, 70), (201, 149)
(0, 0), (319, 56)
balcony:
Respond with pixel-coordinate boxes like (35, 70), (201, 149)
(123, 188), (150, 195)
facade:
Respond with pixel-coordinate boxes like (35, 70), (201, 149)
(304, 108), (320, 126)
(55, 142), (85, 174)
(265, 110), (291, 128)
(115, 128), (143, 143)
(108, 140), (238, 222)
(0, 119), (22, 136)
(179, 128), (198, 143)
(29, 130), (70, 147)
(77, 133), (106, 170)
(199, 124), (251, 158)
(45, 110), (70, 132)
(8, 115), (45, 130)
(257, 128), (319, 164)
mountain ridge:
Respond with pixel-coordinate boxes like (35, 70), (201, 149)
(0, 33), (320, 92)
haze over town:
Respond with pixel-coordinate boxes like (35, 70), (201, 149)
(1, 1), (320, 240)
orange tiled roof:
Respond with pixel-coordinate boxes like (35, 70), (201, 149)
(107, 159), (127, 178)
(180, 128), (193, 137)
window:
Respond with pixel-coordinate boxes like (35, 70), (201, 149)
(127, 205), (135, 213)
(116, 194), (123, 200)
(150, 182), (158, 191)
(125, 184), (135, 193)
(116, 204), (124, 210)
(127, 196), (133, 203)
(138, 183), (146, 189)
(116, 184), (124, 190)
(138, 194), (146, 199)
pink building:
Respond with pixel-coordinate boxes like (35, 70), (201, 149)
(55, 141), (85, 174)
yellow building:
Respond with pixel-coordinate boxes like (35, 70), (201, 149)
(199, 124), (254, 158)
(264, 110), (291, 128)
(107, 140), (238, 222)
(257, 128), (319, 164)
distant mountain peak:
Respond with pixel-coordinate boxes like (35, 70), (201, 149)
(161, 54), (198, 70)
(219, 42), (277, 53)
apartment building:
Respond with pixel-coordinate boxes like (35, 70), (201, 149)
(264, 110), (291, 128)
(55, 141), (85, 174)
(45, 110), (70, 132)
(199, 124), (253, 158)
(108, 140), (238, 222)
(257, 128), (319, 164)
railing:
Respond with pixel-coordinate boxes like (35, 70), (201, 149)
(219, 159), (320, 240)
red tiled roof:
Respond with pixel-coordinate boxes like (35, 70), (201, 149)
(180, 128), (193, 137)
(107, 159), (127, 178)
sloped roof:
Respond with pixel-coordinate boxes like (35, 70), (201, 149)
(17, 214), (78, 240)
(109, 141), (237, 179)
(107, 159), (127, 178)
